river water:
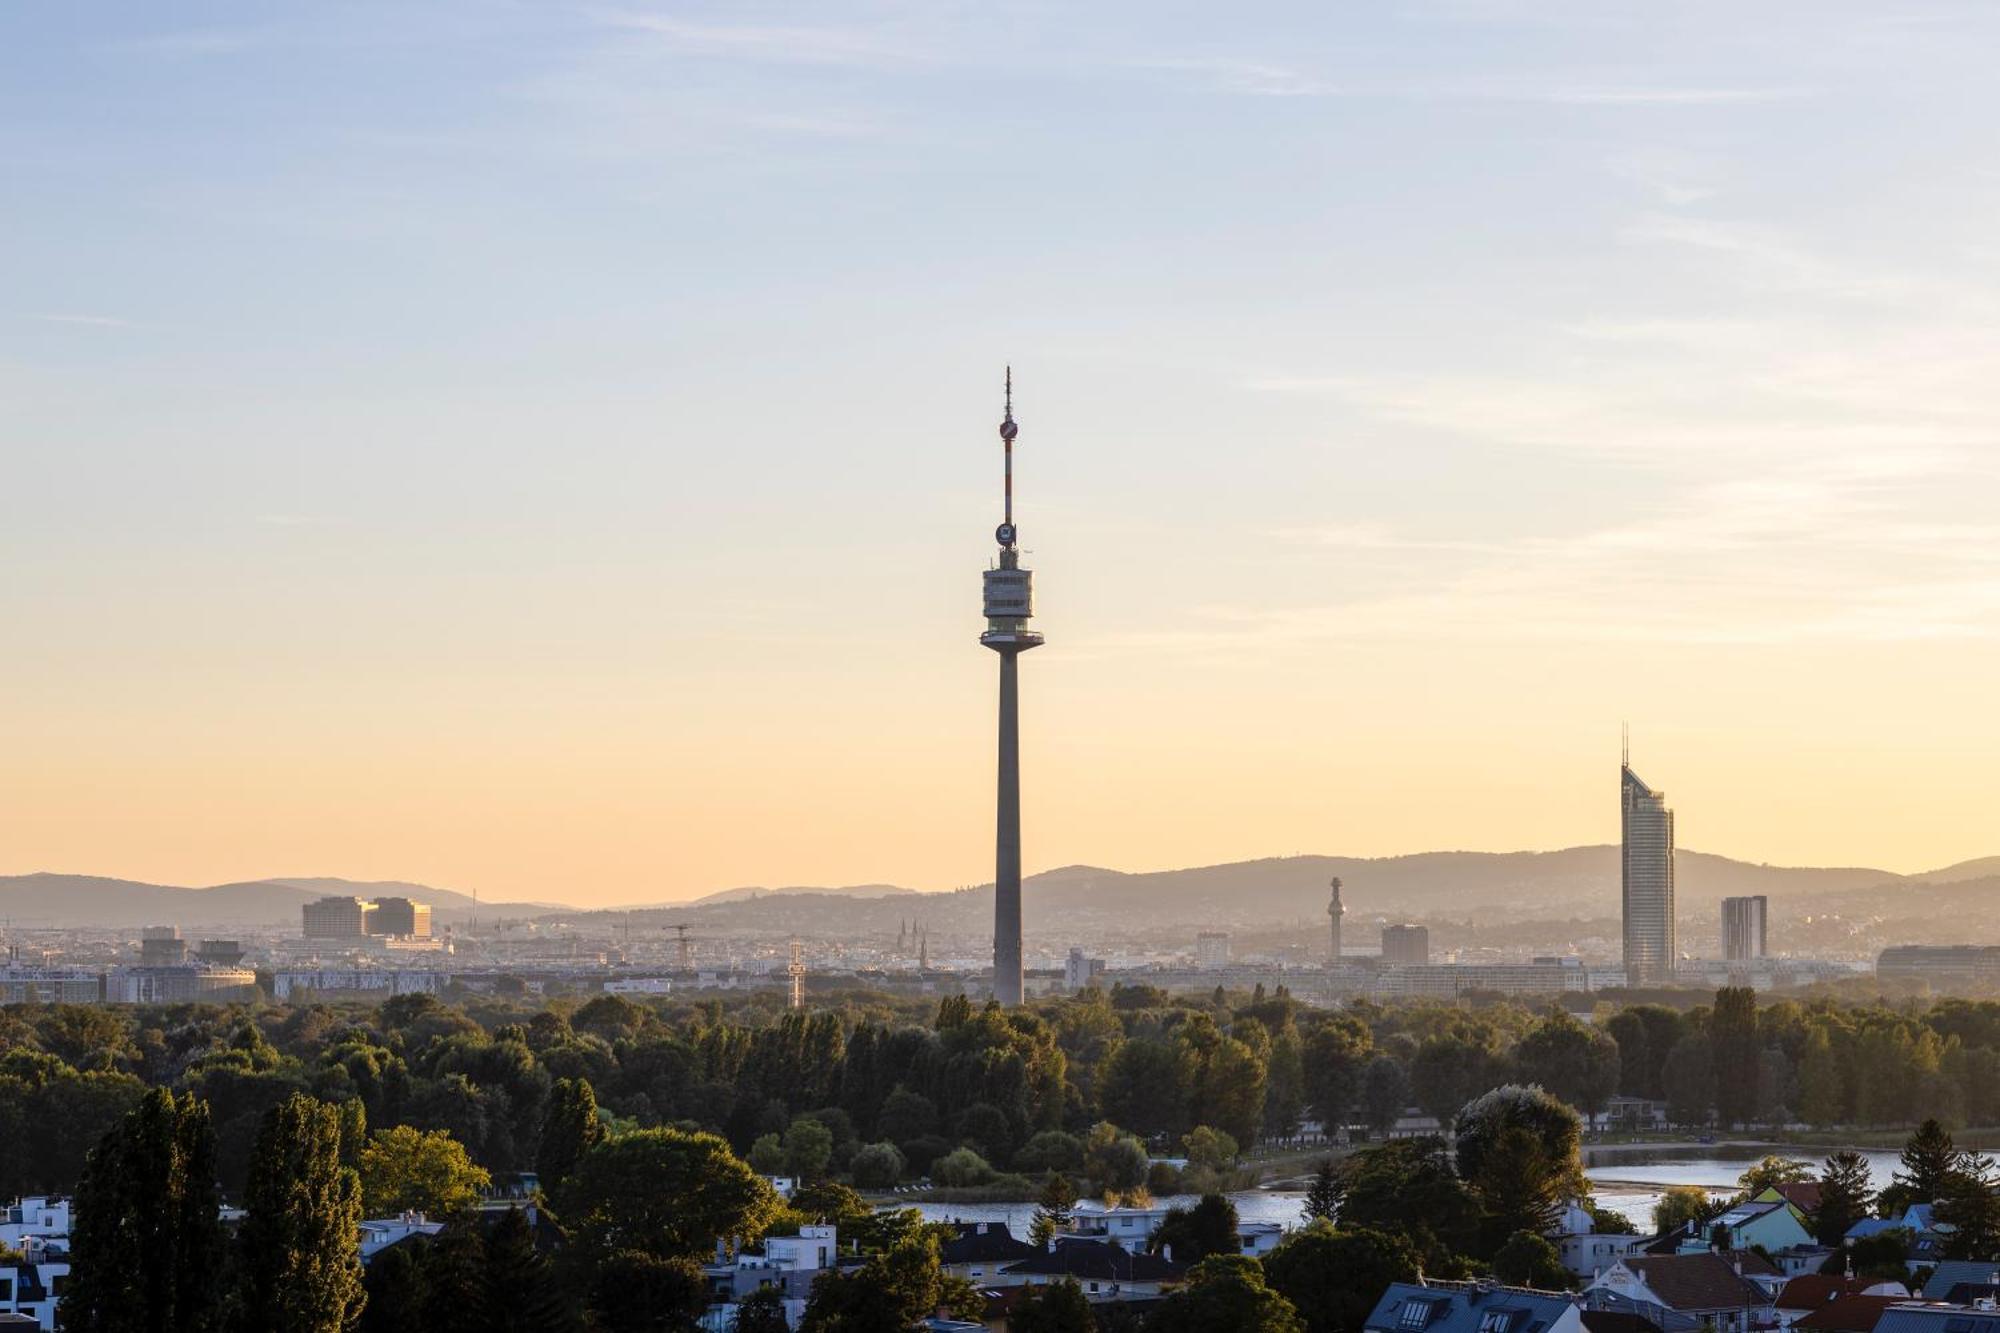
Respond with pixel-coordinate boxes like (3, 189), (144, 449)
(909, 1146), (1913, 1237)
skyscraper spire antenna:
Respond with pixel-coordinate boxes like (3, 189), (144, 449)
(1622, 722), (1630, 769)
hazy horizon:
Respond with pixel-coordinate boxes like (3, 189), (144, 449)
(11, 831), (1995, 912)
(9, 4), (2000, 905)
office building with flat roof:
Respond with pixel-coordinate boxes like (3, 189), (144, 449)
(1381, 923), (1431, 965)
(1721, 896), (1767, 961)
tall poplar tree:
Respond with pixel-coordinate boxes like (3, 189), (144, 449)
(237, 1093), (366, 1333)
(60, 1087), (227, 1333)
(534, 1077), (604, 1188)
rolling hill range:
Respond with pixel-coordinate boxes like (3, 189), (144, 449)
(539, 847), (1962, 940)
(5, 847), (1990, 938)
(0, 874), (563, 930)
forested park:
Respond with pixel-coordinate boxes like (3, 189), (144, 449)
(15, 983), (2000, 1329)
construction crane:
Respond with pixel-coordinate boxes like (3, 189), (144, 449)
(669, 924), (695, 972)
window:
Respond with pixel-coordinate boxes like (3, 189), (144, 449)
(1479, 1309), (1521, 1333)
(1400, 1300), (1438, 1330)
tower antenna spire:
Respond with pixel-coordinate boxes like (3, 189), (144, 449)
(1622, 722), (1630, 769)
(1000, 366), (1018, 534)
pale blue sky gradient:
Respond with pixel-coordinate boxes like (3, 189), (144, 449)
(6, 3), (2000, 901)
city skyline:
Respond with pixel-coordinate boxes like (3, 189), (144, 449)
(9, 3), (2000, 904)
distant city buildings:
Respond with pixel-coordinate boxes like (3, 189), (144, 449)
(1064, 947), (1105, 991)
(302, 895), (432, 940)
(303, 896), (371, 939)
(1722, 895), (1769, 961)
(104, 964), (258, 1004)
(0, 966), (102, 1005)
(139, 925), (186, 966)
(1878, 945), (2000, 992)
(1194, 932), (1230, 970)
(1380, 923), (1431, 966)
(1621, 758), (1676, 985)
(270, 969), (447, 1002)
(1371, 956), (1591, 999)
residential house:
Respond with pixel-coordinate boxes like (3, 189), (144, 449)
(0, 1200), (71, 1332)
(1775, 1274), (1911, 1327)
(1552, 1202), (1647, 1280)
(701, 1223), (842, 1327)
(1694, 1201), (1814, 1256)
(1791, 1296), (1908, 1333)
(1065, 1200), (1284, 1261)
(1846, 1209), (1954, 1270)
(1770, 1246), (1840, 1279)
(1068, 1201), (1166, 1247)
(1584, 1252), (1778, 1333)
(0, 1201), (68, 1254)
(1581, 1314), (1663, 1333)
(1874, 1304), (2000, 1333)
(999, 1240), (1185, 1302)
(1590, 1099), (1670, 1135)
(0, 1240), (65, 1332)
(939, 1223), (1042, 1287)
(1920, 1264), (2000, 1302)
(358, 1211), (446, 1262)
(1756, 1184), (1824, 1219)
(1362, 1280), (1586, 1333)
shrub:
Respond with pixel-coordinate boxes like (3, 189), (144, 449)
(933, 1147), (996, 1188)
(850, 1142), (906, 1189)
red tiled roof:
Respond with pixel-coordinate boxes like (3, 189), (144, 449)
(1774, 1183), (1825, 1213)
(1778, 1277), (1897, 1310)
(1623, 1254), (1774, 1312)
(1793, 1296), (1905, 1333)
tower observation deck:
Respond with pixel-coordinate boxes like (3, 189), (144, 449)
(984, 369), (1042, 1006)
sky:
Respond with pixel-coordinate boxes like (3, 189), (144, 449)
(6, 2), (2000, 905)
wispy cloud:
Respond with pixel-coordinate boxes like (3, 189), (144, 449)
(1542, 85), (1806, 105)
(1619, 214), (1944, 303)
(30, 313), (135, 329)
(1127, 56), (1332, 98)
(598, 12), (921, 67)
(1124, 60), (1803, 108)
(109, 28), (267, 58)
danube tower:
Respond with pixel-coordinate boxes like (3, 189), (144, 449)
(982, 369), (1042, 1006)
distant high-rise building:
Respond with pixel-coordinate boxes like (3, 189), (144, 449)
(1328, 877), (1345, 963)
(1621, 755), (1677, 986)
(303, 896), (373, 939)
(1064, 947), (1106, 991)
(368, 897), (432, 939)
(195, 939), (246, 967)
(1195, 932), (1230, 970)
(1721, 895), (1767, 961)
(140, 926), (186, 967)
(1381, 923), (1430, 965)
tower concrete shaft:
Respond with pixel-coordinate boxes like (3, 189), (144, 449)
(981, 369), (1040, 1006)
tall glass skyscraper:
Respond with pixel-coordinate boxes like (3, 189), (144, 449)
(1622, 763), (1676, 985)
